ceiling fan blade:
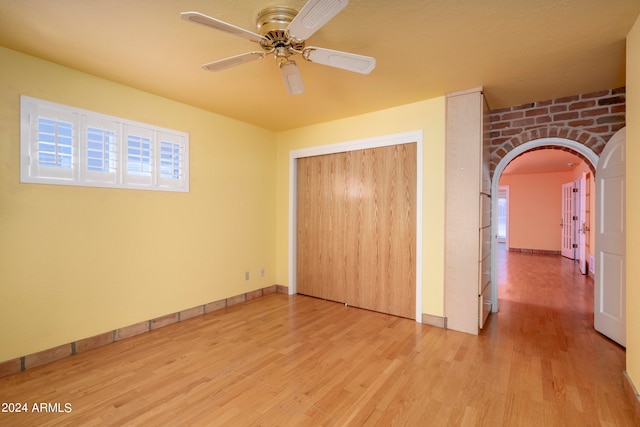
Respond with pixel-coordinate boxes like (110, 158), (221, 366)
(181, 11), (266, 43)
(303, 47), (375, 74)
(279, 60), (305, 95)
(287, 0), (348, 41)
(202, 52), (265, 72)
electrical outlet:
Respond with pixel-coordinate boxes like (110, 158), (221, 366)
(244, 271), (249, 281)
(260, 267), (265, 277)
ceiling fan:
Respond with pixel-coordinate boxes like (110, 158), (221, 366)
(180, 0), (376, 95)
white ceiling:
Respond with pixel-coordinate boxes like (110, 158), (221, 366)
(0, 0), (638, 131)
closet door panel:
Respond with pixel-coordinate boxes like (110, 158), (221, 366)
(345, 144), (416, 318)
(297, 144), (416, 319)
(296, 153), (347, 302)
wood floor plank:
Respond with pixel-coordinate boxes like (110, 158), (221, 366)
(0, 246), (637, 425)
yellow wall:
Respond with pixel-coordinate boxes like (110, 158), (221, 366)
(626, 14), (640, 391)
(0, 47), (278, 362)
(275, 98), (447, 317)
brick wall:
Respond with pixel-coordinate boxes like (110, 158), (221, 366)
(489, 87), (626, 176)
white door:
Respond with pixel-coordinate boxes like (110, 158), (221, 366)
(561, 182), (576, 259)
(594, 128), (626, 347)
(578, 173), (587, 275)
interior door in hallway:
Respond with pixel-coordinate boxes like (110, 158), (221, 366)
(296, 144), (416, 319)
(578, 173), (588, 275)
(594, 128), (626, 347)
(561, 181), (576, 259)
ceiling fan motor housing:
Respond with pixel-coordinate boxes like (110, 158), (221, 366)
(256, 7), (305, 56)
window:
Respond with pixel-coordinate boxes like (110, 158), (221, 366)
(21, 96), (189, 192)
(38, 117), (73, 169)
(160, 141), (182, 180)
(497, 186), (509, 243)
(86, 126), (116, 173)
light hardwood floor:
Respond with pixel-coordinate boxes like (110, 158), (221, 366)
(0, 247), (636, 426)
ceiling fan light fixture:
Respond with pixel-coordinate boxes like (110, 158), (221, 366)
(279, 59), (305, 95)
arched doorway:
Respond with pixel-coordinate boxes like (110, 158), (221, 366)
(490, 137), (599, 312)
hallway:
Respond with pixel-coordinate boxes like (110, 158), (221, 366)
(487, 244), (632, 425)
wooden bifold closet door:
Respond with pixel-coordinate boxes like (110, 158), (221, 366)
(296, 143), (416, 319)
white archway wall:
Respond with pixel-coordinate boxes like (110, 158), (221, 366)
(489, 138), (599, 312)
(490, 126), (605, 180)
(493, 137), (599, 182)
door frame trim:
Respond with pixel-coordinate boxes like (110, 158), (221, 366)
(490, 137), (598, 312)
(288, 130), (424, 321)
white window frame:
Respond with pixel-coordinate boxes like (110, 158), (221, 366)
(20, 95), (189, 192)
(497, 185), (509, 245)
